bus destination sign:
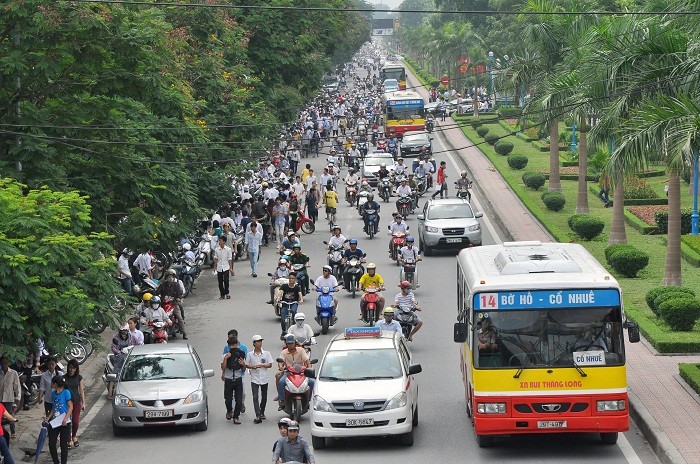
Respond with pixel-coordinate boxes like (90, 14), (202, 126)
(473, 289), (620, 311)
(388, 99), (423, 107)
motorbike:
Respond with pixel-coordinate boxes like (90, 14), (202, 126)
(356, 190), (372, 214)
(387, 139), (398, 158)
(394, 305), (419, 339)
(314, 286), (336, 335)
(324, 242), (345, 283)
(425, 117), (434, 133)
(291, 263), (310, 295)
(268, 274), (290, 317)
(377, 178), (391, 203)
(364, 208), (379, 239)
(358, 140), (368, 158)
(232, 225), (245, 260)
(346, 180), (358, 206)
(101, 346), (132, 390)
(455, 181), (473, 201)
(344, 257), (364, 298)
(362, 286), (381, 325)
(415, 176), (427, 196)
(396, 195), (413, 218)
(12, 362), (40, 411)
(196, 232), (213, 267)
(294, 211), (315, 234)
(172, 258), (197, 298)
(389, 231), (407, 264)
(400, 256), (419, 289)
(161, 296), (184, 338)
(276, 359), (317, 422)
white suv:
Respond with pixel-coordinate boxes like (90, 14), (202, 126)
(309, 328), (422, 448)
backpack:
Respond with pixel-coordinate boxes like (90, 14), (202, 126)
(226, 348), (246, 371)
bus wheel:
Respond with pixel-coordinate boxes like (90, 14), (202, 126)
(600, 432), (618, 445)
(476, 434), (494, 448)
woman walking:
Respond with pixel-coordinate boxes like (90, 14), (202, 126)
(64, 360), (85, 448)
(45, 376), (73, 464)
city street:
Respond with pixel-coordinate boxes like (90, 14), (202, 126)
(64, 130), (659, 464)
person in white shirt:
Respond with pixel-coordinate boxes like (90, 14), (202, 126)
(117, 249), (133, 295)
(395, 178), (412, 198)
(286, 313), (315, 345)
(213, 235), (233, 299)
(306, 171), (317, 190)
(244, 335), (272, 423)
(393, 281), (423, 340)
(134, 249), (152, 279)
(319, 168), (333, 195)
(375, 307), (402, 335)
(240, 186), (252, 202)
(398, 236), (421, 264)
(327, 226), (347, 249)
(388, 216), (409, 234)
(182, 243), (196, 262)
(245, 222), (264, 277)
(393, 158), (407, 176)
(264, 184), (279, 201)
(292, 177), (306, 200)
(313, 266), (340, 313)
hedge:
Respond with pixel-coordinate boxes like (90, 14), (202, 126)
(569, 215), (605, 240)
(541, 191), (566, 212)
(636, 169), (666, 178)
(499, 107), (522, 118)
(522, 172), (545, 190)
(606, 246), (649, 277)
(645, 286), (696, 314)
(654, 291), (698, 316)
(658, 297), (700, 331)
(495, 141), (514, 156)
(484, 134), (499, 145)
(508, 155), (528, 170)
(655, 210), (694, 234)
(605, 244), (636, 264)
(587, 184), (668, 205)
(661, 236), (700, 267)
(624, 209), (659, 235)
(679, 363), (700, 395)
(476, 126), (489, 138)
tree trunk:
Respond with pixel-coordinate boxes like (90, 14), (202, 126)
(549, 118), (561, 191)
(575, 118), (589, 214)
(663, 169), (682, 286)
(608, 170), (627, 244)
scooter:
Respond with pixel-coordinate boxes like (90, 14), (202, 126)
(362, 286), (381, 325)
(400, 256), (419, 289)
(389, 231), (407, 264)
(172, 258), (197, 298)
(346, 180), (358, 206)
(276, 358), (318, 422)
(314, 286), (337, 335)
(324, 242), (345, 283)
(268, 274), (290, 317)
(161, 296), (184, 338)
(425, 116), (434, 133)
(455, 181), (473, 202)
(378, 178), (391, 203)
(357, 190), (372, 214)
(101, 346), (132, 389)
(394, 305), (419, 339)
(291, 263), (310, 295)
(396, 195), (413, 217)
(294, 212), (316, 234)
(344, 257), (364, 298)
(364, 208), (379, 239)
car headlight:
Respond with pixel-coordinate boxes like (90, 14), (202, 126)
(477, 403), (506, 414)
(424, 226), (439, 233)
(114, 395), (135, 407)
(184, 390), (204, 404)
(468, 224), (481, 232)
(386, 391), (407, 410)
(313, 395), (333, 412)
(597, 400), (625, 412)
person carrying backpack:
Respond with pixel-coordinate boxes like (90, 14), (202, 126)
(221, 337), (246, 424)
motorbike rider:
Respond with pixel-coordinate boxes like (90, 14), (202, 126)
(393, 158), (407, 176)
(288, 244), (310, 294)
(282, 231), (300, 251)
(327, 225), (347, 249)
(268, 258), (291, 304)
(182, 242), (196, 263)
(388, 214), (409, 254)
(348, 143), (361, 167)
(375, 163), (393, 196)
(360, 194), (381, 233)
(159, 269), (188, 340)
(344, 168), (360, 200)
(342, 238), (366, 286)
(286, 313), (315, 346)
(393, 281), (423, 341)
(271, 420), (316, 464)
(375, 306), (402, 335)
(107, 324), (132, 398)
(277, 272), (304, 339)
(358, 263), (385, 320)
(398, 236), (422, 266)
(313, 265), (340, 314)
(276, 335), (313, 411)
(455, 171), (473, 201)
(395, 178), (413, 212)
(387, 135), (398, 156)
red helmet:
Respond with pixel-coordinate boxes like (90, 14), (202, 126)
(399, 280), (411, 289)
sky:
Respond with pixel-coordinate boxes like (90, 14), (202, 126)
(368, 0), (404, 9)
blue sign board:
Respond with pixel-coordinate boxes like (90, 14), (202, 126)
(473, 289), (620, 311)
(388, 99), (423, 107)
(345, 327), (382, 338)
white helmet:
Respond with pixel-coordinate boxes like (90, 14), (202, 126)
(294, 313), (306, 321)
(183, 243), (192, 251)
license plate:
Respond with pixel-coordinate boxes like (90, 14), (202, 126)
(346, 418), (374, 427)
(446, 238), (462, 243)
(537, 420), (567, 429)
(145, 410), (174, 419)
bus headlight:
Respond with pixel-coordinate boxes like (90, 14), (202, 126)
(596, 400), (625, 412)
(477, 403), (506, 414)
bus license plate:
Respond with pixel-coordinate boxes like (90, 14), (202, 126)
(145, 410), (173, 419)
(446, 238), (462, 243)
(346, 418), (374, 427)
(537, 420), (567, 429)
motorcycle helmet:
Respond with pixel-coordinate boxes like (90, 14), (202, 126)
(182, 243), (192, 251)
(121, 248), (129, 255)
(287, 420), (300, 431)
(361, 180), (368, 186)
(406, 236), (415, 243)
(294, 313), (306, 321)
(366, 263), (376, 269)
(349, 238), (358, 245)
(287, 231), (296, 238)
(278, 418), (292, 428)
(367, 194), (374, 201)
(292, 243), (301, 250)
(399, 280), (411, 289)
(150, 296), (161, 309)
(166, 269), (177, 277)
(119, 323), (129, 332)
(333, 225), (341, 232)
(284, 334), (297, 345)
(380, 163), (386, 168)
(322, 265), (332, 272)
(142, 293), (153, 301)
(383, 307), (395, 315)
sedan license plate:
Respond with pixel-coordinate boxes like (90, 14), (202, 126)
(145, 410), (174, 419)
(346, 418), (374, 427)
(446, 238), (462, 243)
(537, 420), (567, 429)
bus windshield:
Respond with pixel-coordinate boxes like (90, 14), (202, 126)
(382, 67), (406, 82)
(472, 307), (624, 369)
(386, 104), (424, 121)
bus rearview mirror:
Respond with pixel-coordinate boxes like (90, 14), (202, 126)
(454, 322), (467, 343)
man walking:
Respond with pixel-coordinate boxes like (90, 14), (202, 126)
(0, 357), (21, 438)
(213, 235), (233, 299)
(246, 222), (263, 277)
(431, 161), (448, 199)
(221, 337), (246, 424)
(244, 335), (272, 424)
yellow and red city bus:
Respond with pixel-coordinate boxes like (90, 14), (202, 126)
(382, 90), (425, 137)
(453, 241), (641, 447)
(380, 62), (407, 90)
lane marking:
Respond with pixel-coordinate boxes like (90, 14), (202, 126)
(76, 388), (108, 437)
(617, 432), (644, 464)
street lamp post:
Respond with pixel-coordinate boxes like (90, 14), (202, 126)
(488, 51), (494, 108)
(692, 149), (699, 235)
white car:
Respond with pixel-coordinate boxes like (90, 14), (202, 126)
(310, 327), (422, 448)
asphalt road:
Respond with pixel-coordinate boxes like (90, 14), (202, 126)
(64, 125), (660, 464)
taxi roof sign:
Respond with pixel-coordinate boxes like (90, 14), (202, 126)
(344, 327), (381, 338)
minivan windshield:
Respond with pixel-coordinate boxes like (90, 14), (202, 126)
(427, 203), (474, 220)
(319, 349), (402, 380)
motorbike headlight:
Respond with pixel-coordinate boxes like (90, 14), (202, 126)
(114, 394), (135, 407)
(424, 226), (439, 233)
(313, 395), (333, 412)
(184, 390), (204, 404)
(386, 391), (408, 410)
(468, 224), (481, 232)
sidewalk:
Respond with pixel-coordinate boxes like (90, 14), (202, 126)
(406, 68), (700, 464)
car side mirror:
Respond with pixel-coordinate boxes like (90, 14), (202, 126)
(454, 322), (468, 343)
(203, 369), (215, 378)
(624, 321), (640, 343)
(417, 215), (425, 220)
(408, 364), (422, 375)
(106, 373), (117, 383)
(475, 212), (484, 219)
(305, 369), (316, 379)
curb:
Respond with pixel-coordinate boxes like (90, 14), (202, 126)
(628, 390), (687, 464)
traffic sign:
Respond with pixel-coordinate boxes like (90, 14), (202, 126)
(460, 64), (468, 74)
(440, 75), (449, 86)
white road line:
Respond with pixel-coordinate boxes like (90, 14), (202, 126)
(443, 148), (502, 243)
(76, 389), (108, 438)
(617, 432), (644, 464)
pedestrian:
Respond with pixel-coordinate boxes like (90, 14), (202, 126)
(0, 402), (18, 464)
(431, 161), (448, 199)
(306, 186), (319, 224)
(45, 375), (73, 464)
(117, 249), (133, 295)
(272, 197), (287, 251)
(599, 175), (611, 207)
(246, 222), (263, 277)
(0, 356), (21, 439)
(213, 235), (233, 300)
(223, 329), (248, 413)
(244, 335), (272, 424)
(63, 360), (85, 448)
(39, 357), (60, 416)
(221, 338), (246, 424)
